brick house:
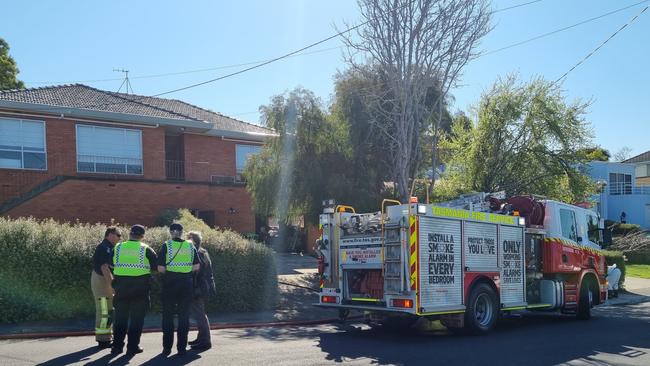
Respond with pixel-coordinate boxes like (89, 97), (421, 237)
(0, 84), (273, 233)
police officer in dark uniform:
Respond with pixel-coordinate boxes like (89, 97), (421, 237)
(157, 223), (200, 357)
(111, 224), (157, 356)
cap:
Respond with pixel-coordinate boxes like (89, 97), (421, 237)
(169, 223), (183, 232)
(130, 224), (146, 236)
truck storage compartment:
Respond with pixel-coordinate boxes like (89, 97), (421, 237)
(344, 269), (384, 301)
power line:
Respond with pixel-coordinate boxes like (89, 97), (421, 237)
(24, 1), (546, 87)
(25, 46), (344, 85)
(484, 0), (650, 56)
(18, 0), (543, 114)
(554, 3), (649, 84)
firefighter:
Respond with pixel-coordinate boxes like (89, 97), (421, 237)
(157, 223), (200, 357)
(91, 226), (121, 348)
(111, 225), (157, 356)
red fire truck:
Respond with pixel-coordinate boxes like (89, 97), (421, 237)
(315, 194), (609, 334)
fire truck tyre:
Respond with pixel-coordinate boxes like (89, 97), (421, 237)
(577, 280), (594, 320)
(338, 309), (350, 323)
(465, 283), (498, 335)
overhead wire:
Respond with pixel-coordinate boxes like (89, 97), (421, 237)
(553, 3), (649, 84)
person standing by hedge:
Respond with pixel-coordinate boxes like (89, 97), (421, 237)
(187, 231), (216, 351)
(111, 225), (157, 356)
(91, 227), (121, 349)
(157, 223), (200, 357)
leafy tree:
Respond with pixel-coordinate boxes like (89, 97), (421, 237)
(578, 147), (610, 162)
(441, 75), (596, 203)
(245, 88), (364, 225)
(0, 38), (24, 90)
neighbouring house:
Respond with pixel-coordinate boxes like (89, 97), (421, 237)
(623, 150), (650, 186)
(588, 160), (650, 229)
(0, 84), (273, 233)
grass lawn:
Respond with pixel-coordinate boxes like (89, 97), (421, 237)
(626, 264), (650, 279)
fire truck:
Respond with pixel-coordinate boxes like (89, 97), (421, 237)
(314, 193), (609, 334)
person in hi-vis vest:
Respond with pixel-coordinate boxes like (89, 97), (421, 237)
(157, 223), (200, 357)
(111, 225), (157, 356)
(91, 227), (121, 348)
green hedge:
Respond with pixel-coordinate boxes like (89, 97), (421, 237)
(605, 220), (642, 236)
(0, 210), (277, 324)
(602, 250), (626, 288)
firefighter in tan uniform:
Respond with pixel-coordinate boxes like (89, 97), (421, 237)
(91, 227), (121, 348)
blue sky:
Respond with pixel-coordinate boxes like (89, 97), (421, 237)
(2, 0), (648, 157)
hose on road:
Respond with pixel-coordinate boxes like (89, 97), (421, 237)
(278, 281), (320, 293)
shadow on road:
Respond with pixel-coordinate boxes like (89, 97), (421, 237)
(315, 307), (650, 365)
(35, 346), (102, 366)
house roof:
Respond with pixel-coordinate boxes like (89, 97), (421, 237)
(0, 84), (273, 139)
(623, 150), (650, 164)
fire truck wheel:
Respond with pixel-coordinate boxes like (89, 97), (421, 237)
(338, 309), (350, 323)
(576, 281), (594, 320)
(465, 283), (498, 335)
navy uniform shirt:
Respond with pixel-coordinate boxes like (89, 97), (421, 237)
(92, 239), (114, 276)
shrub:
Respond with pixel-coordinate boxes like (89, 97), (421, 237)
(154, 208), (182, 227)
(602, 250), (626, 288)
(609, 223), (641, 236)
(0, 211), (277, 324)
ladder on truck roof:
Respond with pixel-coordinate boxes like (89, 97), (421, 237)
(382, 199), (403, 295)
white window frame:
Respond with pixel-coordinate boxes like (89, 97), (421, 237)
(0, 117), (47, 171)
(75, 124), (144, 175)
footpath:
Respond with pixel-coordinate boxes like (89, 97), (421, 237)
(0, 253), (340, 339)
(604, 276), (650, 307)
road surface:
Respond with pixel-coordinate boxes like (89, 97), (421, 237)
(1, 302), (649, 366)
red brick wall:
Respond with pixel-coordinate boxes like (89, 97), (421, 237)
(5, 178), (255, 233)
(183, 134), (261, 182)
(0, 113), (166, 202)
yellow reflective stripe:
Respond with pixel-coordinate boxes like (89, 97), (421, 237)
(100, 297), (108, 315)
(409, 215), (417, 289)
(350, 297), (381, 302)
(95, 328), (111, 334)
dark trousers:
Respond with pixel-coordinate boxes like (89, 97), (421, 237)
(190, 297), (211, 345)
(162, 277), (193, 351)
(112, 293), (148, 351)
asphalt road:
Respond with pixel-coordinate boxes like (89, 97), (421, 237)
(1, 302), (649, 366)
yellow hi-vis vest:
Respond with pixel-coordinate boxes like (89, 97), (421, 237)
(165, 240), (194, 273)
(113, 240), (151, 276)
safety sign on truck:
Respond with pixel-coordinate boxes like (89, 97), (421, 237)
(340, 236), (382, 265)
(418, 216), (463, 310)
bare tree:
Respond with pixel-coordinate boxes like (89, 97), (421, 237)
(613, 146), (633, 162)
(341, 0), (491, 201)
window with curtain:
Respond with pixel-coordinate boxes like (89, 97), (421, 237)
(76, 124), (143, 174)
(0, 117), (47, 170)
(236, 144), (262, 174)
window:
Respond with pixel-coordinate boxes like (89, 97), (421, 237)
(0, 117), (47, 170)
(559, 208), (577, 242)
(236, 144), (262, 174)
(609, 173), (632, 195)
(636, 164), (650, 178)
(76, 125), (143, 174)
(587, 214), (599, 244)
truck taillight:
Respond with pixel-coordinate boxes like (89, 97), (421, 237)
(321, 295), (338, 304)
(392, 299), (413, 308)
